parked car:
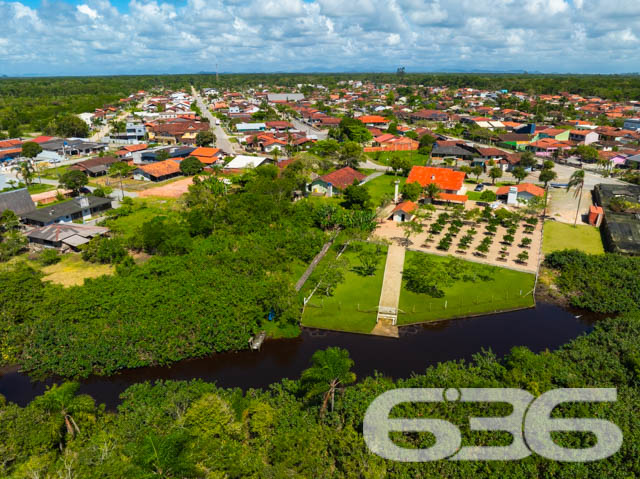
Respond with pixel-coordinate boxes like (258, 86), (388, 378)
(474, 184), (485, 192)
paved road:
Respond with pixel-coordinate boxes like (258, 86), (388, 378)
(90, 107), (134, 143)
(191, 87), (241, 155)
(288, 116), (329, 140)
(361, 159), (391, 172)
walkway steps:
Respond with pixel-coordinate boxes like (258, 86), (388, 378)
(376, 244), (405, 333)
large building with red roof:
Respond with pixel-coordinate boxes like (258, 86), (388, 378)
(406, 166), (467, 203)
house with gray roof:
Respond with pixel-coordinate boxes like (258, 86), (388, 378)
(26, 223), (110, 250)
(21, 196), (113, 226)
(267, 93), (304, 103)
(0, 188), (36, 216)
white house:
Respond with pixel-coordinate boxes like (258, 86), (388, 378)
(236, 122), (266, 132)
(568, 130), (599, 145)
(224, 155), (272, 169)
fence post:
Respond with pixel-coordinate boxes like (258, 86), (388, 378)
(444, 300), (447, 309)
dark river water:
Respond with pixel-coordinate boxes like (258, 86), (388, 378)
(0, 302), (600, 409)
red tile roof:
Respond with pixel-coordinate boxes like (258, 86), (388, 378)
(496, 183), (545, 197)
(0, 139), (22, 149)
(357, 115), (390, 124)
(318, 167), (367, 190)
(393, 201), (418, 213)
(190, 147), (221, 164)
(31, 136), (54, 144)
(138, 160), (181, 178)
(406, 166), (465, 192)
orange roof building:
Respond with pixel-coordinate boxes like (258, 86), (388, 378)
(134, 159), (182, 182)
(496, 183), (545, 198)
(190, 147), (222, 164)
(357, 115), (390, 125)
(406, 166), (466, 195)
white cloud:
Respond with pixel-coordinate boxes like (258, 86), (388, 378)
(77, 4), (99, 19)
(1, 0), (640, 75)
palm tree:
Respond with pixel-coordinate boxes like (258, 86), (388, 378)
(15, 161), (35, 187)
(424, 182), (441, 203)
(33, 382), (95, 447)
(301, 347), (356, 415)
(566, 169), (585, 227)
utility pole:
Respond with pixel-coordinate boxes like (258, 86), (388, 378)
(216, 63), (219, 83)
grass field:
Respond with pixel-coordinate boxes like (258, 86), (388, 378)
(27, 183), (56, 194)
(301, 242), (387, 334)
(41, 165), (70, 179)
(41, 254), (114, 287)
(103, 197), (180, 240)
(364, 174), (406, 207)
(542, 221), (605, 255)
(366, 150), (430, 167)
(397, 251), (535, 325)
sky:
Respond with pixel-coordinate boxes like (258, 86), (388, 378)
(1, 0), (640, 76)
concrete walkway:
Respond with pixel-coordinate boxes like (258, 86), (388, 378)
(372, 244), (405, 337)
(360, 171), (385, 185)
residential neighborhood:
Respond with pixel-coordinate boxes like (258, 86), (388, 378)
(1, 73), (640, 478)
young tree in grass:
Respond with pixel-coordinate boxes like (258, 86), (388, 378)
(424, 182), (441, 203)
(472, 165), (483, 183)
(301, 347), (356, 414)
(488, 166), (503, 185)
(539, 168), (557, 188)
(356, 247), (382, 276)
(512, 166), (528, 184)
(566, 169), (586, 226)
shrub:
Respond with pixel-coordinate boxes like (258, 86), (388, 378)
(82, 236), (128, 264)
(38, 248), (61, 265)
(479, 190), (497, 201)
(520, 237), (532, 248)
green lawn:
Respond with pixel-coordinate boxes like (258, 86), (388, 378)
(465, 191), (482, 201)
(41, 165), (70, 179)
(27, 183), (56, 194)
(398, 251), (535, 325)
(367, 150), (430, 167)
(301, 242), (387, 334)
(103, 197), (180, 240)
(364, 174), (406, 207)
(542, 221), (604, 255)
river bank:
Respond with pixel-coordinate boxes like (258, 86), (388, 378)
(0, 302), (601, 409)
